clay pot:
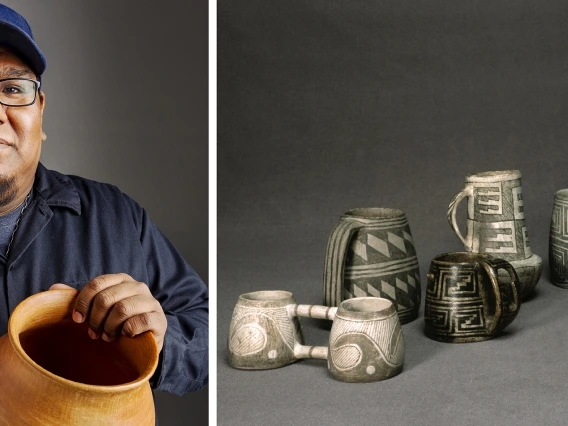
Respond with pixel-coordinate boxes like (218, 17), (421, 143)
(0, 289), (158, 425)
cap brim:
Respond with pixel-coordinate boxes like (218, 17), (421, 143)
(0, 21), (45, 77)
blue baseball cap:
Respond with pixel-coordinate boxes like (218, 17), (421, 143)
(0, 4), (45, 78)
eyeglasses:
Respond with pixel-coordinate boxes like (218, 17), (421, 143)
(0, 78), (41, 107)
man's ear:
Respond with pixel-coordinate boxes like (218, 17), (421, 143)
(38, 90), (45, 113)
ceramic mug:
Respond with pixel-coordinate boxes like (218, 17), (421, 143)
(424, 252), (521, 343)
(447, 170), (542, 297)
(228, 290), (336, 370)
(323, 208), (421, 324)
(328, 297), (404, 382)
(549, 189), (568, 287)
(229, 292), (405, 382)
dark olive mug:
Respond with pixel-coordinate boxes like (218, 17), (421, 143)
(424, 252), (521, 343)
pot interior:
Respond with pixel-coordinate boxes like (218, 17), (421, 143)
(19, 319), (146, 386)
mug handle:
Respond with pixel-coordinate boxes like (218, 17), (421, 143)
(447, 186), (474, 250)
(323, 219), (362, 307)
(289, 304), (338, 360)
(479, 259), (521, 334)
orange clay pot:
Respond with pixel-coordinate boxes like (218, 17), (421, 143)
(0, 289), (158, 425)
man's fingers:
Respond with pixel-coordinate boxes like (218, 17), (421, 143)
(101, 294), (161, 341)
(67, 272), (167, 353)
(121, 311), (167, 348)
(73, 273), (134, 324)
(85, 282), (148, 338)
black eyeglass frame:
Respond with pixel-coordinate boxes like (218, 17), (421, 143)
(0, 78), (41, 107)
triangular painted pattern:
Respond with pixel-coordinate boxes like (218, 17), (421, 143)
(347, 226), (417, 267)
(381, 280), (397, 301)
(367, 234), (390, 258)
(388, 232), (407, 253)
(396, 277), (408, 293)
(352, 239), (368, 261)
(353, 285), (367, 298)
(367, 283), (381, 297)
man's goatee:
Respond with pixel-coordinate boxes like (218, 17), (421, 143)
(0, 176), (18, 208)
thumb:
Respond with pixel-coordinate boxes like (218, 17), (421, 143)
(49, 283), (74, 290)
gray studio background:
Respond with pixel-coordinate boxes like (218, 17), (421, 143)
(219, 1), (568, 425)
(3, 1), (208, 425)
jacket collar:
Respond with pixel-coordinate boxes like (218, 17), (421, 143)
(33, 162), (81, 215)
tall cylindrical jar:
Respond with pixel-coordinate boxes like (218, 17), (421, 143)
(447, 170), (542, 298)
(550, 189), (568, 287)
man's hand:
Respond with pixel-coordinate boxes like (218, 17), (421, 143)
(50, 273), (168, 352)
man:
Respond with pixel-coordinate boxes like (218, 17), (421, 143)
(0, 2), (208, 398)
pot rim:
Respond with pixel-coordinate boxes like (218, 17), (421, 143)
(238, 290), (295, 305)
(554, 189), (568, 200)
(341, 207), (406, 221)
(431, 251), (495, 266)
(8, 289), (159, 394)
(336, 297), (397, 321)
(465, 169), (521, 182)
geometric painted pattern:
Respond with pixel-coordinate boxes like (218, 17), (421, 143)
(323, 212), (421, 324)
(330, 311), (404, 369)
(512, 186), (525, 220)
(449, 174), (533, 263)
(425, 258), (520, 342)
(475, 220), (518, 254)
(347, 226), (417, 266)
(550, 197), (568, 286)
(551, 246), (568, 282)
(425, 266), (488, 338)
(448, 172), (540, 298)
(343, 269), (420, 324)
(475, 182), (503, 215)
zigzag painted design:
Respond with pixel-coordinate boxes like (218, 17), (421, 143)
(348, 227), (417, 267)
(425, 305), (486, 335)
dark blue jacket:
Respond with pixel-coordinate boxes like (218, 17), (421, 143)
(0, 163), (208, 395)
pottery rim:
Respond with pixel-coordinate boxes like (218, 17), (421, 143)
(341, 207), (406, 221)
(336, 297), (396, 321)
(238, 290), (296, 308)
(465, 170), (521, 183)
(7, 289), (159, 394)
(554, 189), (568, 200)
(431, 252), (495, 266)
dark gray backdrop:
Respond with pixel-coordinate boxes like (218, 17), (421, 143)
(219, 1), (568, 425)
(3, 1), (208, 425)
